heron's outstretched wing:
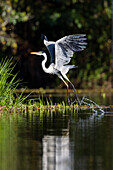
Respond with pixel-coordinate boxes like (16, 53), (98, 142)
(55, 34), (87, 70)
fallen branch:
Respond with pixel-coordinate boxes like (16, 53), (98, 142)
(81, 96), (105, 115)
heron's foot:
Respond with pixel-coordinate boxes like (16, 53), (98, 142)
(77, 100), (81, 106)
(71, 99), (81, 110)
(71, 99), (76, 105)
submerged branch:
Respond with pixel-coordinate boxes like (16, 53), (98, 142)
(81, 96), (105, 115)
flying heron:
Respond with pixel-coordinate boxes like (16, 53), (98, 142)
(30, 34), (87, 105)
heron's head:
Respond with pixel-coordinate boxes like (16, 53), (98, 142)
(30, 51), (45, 56)
(41, 34), (48, 41)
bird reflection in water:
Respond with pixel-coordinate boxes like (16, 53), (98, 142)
(42, 135), (73, 170)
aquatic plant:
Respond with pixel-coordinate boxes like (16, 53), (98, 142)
(0, 58), (28, 108)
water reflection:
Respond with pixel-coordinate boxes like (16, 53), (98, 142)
(42, 135), (71, 170)
(0, 109), (112, 170)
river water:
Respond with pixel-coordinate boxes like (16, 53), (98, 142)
(0, 95), (112, 170)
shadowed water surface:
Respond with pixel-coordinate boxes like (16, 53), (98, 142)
(0, 108), (112, 170)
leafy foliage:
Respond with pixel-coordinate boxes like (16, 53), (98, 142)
(0, 0), (30, 53)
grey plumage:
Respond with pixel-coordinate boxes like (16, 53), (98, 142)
(54, 34), (87, 73)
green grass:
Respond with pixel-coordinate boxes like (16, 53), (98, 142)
(0, 58), (28, 108)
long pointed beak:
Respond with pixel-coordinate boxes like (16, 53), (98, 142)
(30, 52), (39, 55)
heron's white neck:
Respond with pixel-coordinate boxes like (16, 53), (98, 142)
(42, 53), (49, 73)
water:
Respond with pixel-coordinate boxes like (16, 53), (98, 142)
(0, 107), (112, 170)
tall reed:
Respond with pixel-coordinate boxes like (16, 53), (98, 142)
(0, 58), (27, 108)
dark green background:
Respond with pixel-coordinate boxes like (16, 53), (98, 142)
(0, 0), (111, 88)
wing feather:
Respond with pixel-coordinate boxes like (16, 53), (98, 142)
(55, 34), (87, 70)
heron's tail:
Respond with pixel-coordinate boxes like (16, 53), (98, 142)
(61, 65), (77, 75)
(68, 65), (78, 69)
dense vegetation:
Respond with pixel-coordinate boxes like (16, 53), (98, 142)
(0, 0), (111, 89)
(0, 58), (28, 108)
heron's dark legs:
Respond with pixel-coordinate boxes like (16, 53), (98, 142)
(58, 74), (71, 105)
(62, 74), (81, 106)
(67, 85), (71, 106)
(69, 81), (81, 106)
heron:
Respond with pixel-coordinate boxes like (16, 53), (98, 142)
(30, 34), (87, 105)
